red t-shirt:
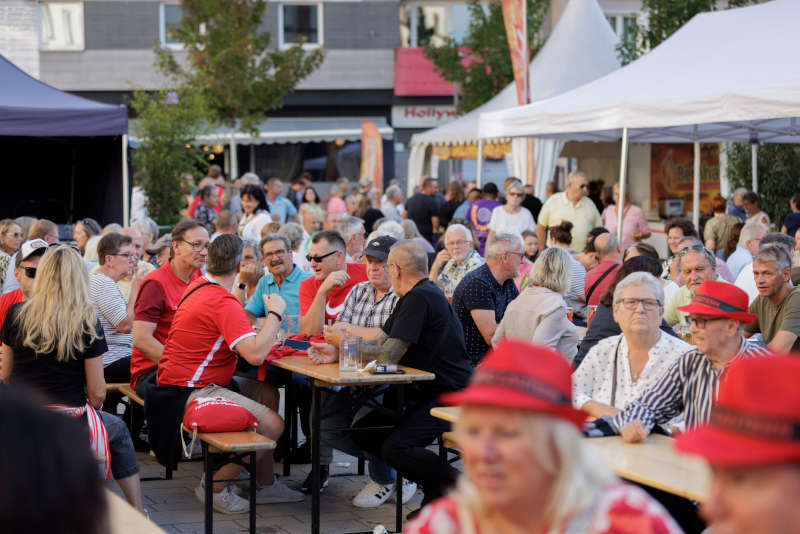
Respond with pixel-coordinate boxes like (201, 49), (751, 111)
(129, 262), (202, 387)
(584, 261), (621, 306)
(157, 276), (256, 388)
(0, 289), (23, 329)
(298, 263), (368, 325)
(187, 185), (224, 217)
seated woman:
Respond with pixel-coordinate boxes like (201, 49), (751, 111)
(429, 224), (484, 298)
(405, 340), (684, 534)
(493, 247), (578, 361)
(547, 221), (587, 321)
(238, 184), (271, 242)
(0, 245), (144, 511)
(572, 271), (692, 419)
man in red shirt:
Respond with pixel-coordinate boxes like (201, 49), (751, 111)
(584, 233), (622, 306)
(157, 234), (303, 512)
(130, 221), (207, 398)
(299, 230), (367, 335)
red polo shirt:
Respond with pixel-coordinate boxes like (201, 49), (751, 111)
(157, 276), (255, 388)
(0, 289), (23, 329)
(584, 261), (621, 306)
(298, 263), (367, 325)
(129, 261), (202, 388)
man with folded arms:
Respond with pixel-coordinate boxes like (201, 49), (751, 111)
(676, 355), (800, 534)
(611, 280), (771, 443)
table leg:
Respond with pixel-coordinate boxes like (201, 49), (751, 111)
(283, 383), (295, 477)
(395, 472), (403, 533)
(249, 451), (256, 534)
(311, 383), (321, 534)
(203, 442), (213, 534)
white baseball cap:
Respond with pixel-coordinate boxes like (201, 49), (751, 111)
(19, 239), (49, 262)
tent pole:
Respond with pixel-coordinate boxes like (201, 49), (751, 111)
(230, 128), (238, 179)
(122, 134), (129, 226)
(476, 140), (484, 187)
(693, 142), (700, 230)
(751, 142), (758, 193)
(616, 128), (629, 244)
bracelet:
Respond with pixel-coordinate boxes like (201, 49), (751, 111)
(267, 310), (283, 323)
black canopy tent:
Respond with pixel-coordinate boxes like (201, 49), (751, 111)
(0, 54), (128, 225)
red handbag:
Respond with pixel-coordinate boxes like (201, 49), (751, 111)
(181, 397), (259, 457)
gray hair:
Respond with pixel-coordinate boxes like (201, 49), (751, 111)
(134, 217), (158, 244)
(761, 232), (795, 257)
(385, 185), (403, 202)
(527, 247), (570, 293)
(444, 223), (472, 244)
(374, 220), (405, 241)
(566, 171), (587, 186)
(613, 271), (664, 307)
(505, 180), (524, 196)
(103, 223), (123, 234)
(754, 243), (792, 273)
(207, 234), (243, 276)
(676, 237), (716, 270)
(241, 238), (261, 262)
(390, 239), (428, 276)
(338, 215), (365, 242)
(259, 233), (291, 254)
(279, 222), (305, 250)
(594, 233), (619, 257)
(485, 232), (523, 260)
(239, 172), (262, 186)
(739, 222), (768, 246)
(400, 219), (422, 239)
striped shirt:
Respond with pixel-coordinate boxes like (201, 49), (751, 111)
(612, 337), (771, 431)
(567, 254), (587, 319)
(337, 281), (398, 329)
(89, 273), (132, 367)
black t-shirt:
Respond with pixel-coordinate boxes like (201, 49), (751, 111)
(382, 279), (472, 395)
(1, 303), (108, 407)
(522, 194), (543, 221)
(405, 193), (438, 242)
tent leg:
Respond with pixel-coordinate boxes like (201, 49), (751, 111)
(616, 128), (629, 244)
(751, 142), (758, 193)
(693, 142), (700, 231)
(122, 134), (130, 227)
(476, 140), (484, 187)
(230, 128), (238, 180)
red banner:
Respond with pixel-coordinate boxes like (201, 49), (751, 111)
(360, 121), (383, 191)
(501, 0), (528, 106)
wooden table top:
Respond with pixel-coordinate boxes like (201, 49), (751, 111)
(429, 406), (710, 502)
(270, 355), (435, 386)
(106, 490), (165, 534)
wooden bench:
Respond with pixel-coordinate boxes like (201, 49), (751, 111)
(438, 431), (460, 468)
(106, 382), (129, 393)
(116, 385), (174, 481)
(181, 424), (275, 534)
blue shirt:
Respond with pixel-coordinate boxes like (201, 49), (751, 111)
(727, 204), (747, 222)
(267, 196), (298, 224)
(245, 264), (312, 317)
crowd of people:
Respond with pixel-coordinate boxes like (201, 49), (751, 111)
(2, 167), (800, 534)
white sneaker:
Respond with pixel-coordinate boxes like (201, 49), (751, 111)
(352, 480), (395, 508)
(255, 477), (305, 504)
(194, 483), (249, 515)
(391, 479), (418, 504)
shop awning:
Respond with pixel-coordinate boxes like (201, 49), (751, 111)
(194, 117), (393, 145)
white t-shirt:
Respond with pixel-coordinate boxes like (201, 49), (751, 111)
(734, 262), (759, 304)
(487, 206), (535, 235)
(89, 272), (132, 367)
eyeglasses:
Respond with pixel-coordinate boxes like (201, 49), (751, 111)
(22, 266), (36, 278)
(306, 250), (338, 263)
(579, 184), (588, 189)
(113, 253), (135, 260)
(616, 298), (662, 311)
(446, 240), (469, 247)
(678, 244), (705, 257)
(505, 251), (525, 260)
(263, 249), (288, 259)
(508, 192), (524, 198)
(180, 239), (210, 252)
(688, 316), (730, 328)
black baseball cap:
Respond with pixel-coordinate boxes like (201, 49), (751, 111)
(364, 235), (397, 261)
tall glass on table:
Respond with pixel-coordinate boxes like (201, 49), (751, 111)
(339, 335), (363, 372)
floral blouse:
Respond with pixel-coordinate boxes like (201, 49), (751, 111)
(435, 250), (485, 296)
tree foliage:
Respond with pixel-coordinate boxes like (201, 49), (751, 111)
(156, 0), (325, 133)
(423, 0), (549, 113)
(130, 89), (208, 226)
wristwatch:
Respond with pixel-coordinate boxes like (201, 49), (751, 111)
(238, 283), (247, 290)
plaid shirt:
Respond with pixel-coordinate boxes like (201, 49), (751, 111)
(337, 281), (398, 328)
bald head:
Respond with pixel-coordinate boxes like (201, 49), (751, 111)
(594, 233), (621, 261)
(389, 239), (428, 276)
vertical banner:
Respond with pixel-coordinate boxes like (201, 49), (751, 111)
(360, 120), (383, 191)
(501, 0), (529, 106)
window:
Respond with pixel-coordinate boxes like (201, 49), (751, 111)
(399, 3), (483, 48)
(605, 12), (640, 43)
(279, 3), (323, 48)
(160, 3), (185, 48)
(39, 2), (85, 51)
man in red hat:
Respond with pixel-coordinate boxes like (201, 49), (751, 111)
(612, 280), (771, 443)
(676, 355), (800, 534)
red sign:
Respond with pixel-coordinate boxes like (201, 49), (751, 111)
(394, 48), (455, 96)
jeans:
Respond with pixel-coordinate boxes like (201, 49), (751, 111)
(100, 411), (140, 479)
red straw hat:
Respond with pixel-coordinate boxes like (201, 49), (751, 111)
(676, 355), (800, 466)
(440, 340), (587, 427)
(677, 280), (757, 323)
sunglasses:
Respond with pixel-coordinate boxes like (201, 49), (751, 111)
(678, 244), (706, 257)
(688, 316), (730, 328)
(306, 250), (338, 263)
(23, 266), (36, 278)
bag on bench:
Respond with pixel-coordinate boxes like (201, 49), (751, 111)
(181, 396), (259, 456)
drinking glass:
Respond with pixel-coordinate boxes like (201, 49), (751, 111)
(339, 335), (362, 372)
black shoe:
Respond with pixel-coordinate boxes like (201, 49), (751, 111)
(301, 465), (329, 494)
(291, 442), (312, 464)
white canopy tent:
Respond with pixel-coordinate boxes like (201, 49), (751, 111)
(478, 0), (800, 234)
(406, 0), (619, 198)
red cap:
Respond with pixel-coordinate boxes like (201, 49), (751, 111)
(677, 280), (757, 323)
(440, 340), (586, 428)
(676, 355), (800, 466)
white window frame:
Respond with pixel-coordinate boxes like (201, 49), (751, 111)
(400, 2), (486, 48)
(159, 2), (186, 50)
(604, 10), (645, 41)
(277, 2), (324, 50)
(38, 2), (85, 52)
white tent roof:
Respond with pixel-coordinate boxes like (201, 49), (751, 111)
(479, 0), (800, 143)
(408, 0), (619, 147)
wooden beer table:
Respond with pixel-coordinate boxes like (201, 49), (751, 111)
(106, 489), (165, 534)
(430, 406), (710, 502)
(270, 356), (435, 534)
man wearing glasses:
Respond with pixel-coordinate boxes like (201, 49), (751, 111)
(536, 171), (601, 253)
(611, 280), (771, 443)
(245, 233), (311, 322)
(0, 239), (47, 330)
(130, 221), (208, 399)
(298, 230), (366, 335)
(663, 239), (720, 326)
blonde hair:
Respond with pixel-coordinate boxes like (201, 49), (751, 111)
(453, 410), (615, 527)
(14, 246), (101, 362)
(527, 247), (571, 293)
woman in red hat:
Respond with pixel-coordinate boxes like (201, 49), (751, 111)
(405, 340), (684, 534)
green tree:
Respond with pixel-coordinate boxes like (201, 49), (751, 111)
(156, 0), (325, 176)
(130, 89), (208, 226)
(423, 0), (549, 113)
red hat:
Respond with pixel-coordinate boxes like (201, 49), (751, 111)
(440, 340), (587, 428)
(676, 355), (800, 466)
(677, 280), (757, 323)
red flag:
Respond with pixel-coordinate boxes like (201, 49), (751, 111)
(360, 121), (383, 191)
(501, 0), (529, 106)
